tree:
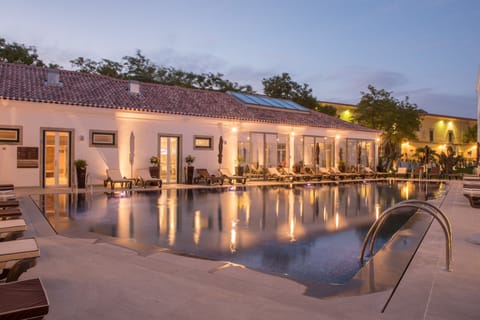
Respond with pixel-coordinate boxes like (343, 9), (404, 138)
(463, 124), (477, 143)
(0, 37), (45, 66)
(70, 50), (254, 93)
(315, 104), (337, 117)
(355, 85), (424, 168)
(438, 145), (459, 174)
(262, 73), (319, 110)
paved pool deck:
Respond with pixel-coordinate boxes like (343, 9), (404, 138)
(12, 180), (480, 319)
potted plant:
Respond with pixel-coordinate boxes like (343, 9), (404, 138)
(236, 155), (245, 176)
(185, 155), (195, 184)
(149, 156), (160, 178)
(74, 159), (87, 188)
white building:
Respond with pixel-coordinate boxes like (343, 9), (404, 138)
(0, 62), (379, 187)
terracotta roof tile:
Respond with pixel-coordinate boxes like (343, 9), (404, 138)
(0, 62), (376, 132)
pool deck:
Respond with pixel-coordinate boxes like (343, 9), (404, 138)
(11, 180), (480, 319)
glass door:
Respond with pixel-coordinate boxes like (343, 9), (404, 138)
(159, 136), (179, 184)
(44, 131), (71, 187)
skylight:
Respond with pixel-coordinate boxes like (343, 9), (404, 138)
(229, 92), (310, 112)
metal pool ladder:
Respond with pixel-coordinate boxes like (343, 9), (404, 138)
(360, 200), (452, 271)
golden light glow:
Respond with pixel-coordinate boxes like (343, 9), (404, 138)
(232, 127), (238, 132)
(375, 204), (380, 220)
(168, 207), (176, 246)
(230, 220), (238, 253)
(290, 131), (295, 136)
(335, 212), (339, 230)
(335, 135), (340, 140)
(402, 183), (410, 200)
(193, 210), (201, 245)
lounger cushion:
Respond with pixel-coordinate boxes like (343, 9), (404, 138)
(0, 278), (49, 320)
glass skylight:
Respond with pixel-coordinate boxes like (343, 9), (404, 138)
(229, 92), (310, 112)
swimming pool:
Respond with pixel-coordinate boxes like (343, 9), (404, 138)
(33, 181), (445, 285)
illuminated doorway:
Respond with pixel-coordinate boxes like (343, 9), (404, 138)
(159, 135), (180, 184)
(43, 130), (72, 187)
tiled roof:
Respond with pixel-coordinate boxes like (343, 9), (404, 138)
(0, 62), (377, 132)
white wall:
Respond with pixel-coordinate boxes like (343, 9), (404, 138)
(0, 99), (379, 187)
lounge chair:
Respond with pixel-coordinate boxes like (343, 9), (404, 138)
(0, 219), (26, 241)
(194, 169), (223, 185)
(267, 167), (294, 182)
(0, 238), (40, 282)
(329, 167), (356, 180)
(105, 169), (135, 190)
(396, 167), (408, 178)
(0, 208), (22, 220)
(0, 191), (15, 201)
(282, 167), (310, 181)
(463, 183), (480, 208)
(313, 167), (332, 180)
(0, 278), (49, 319)
(0, 184), (14, 191)
(246, 164), (264, 179)
(219, 168), (247, 185)
(136, 168), (162, 188)
(0, 200), (20, 209)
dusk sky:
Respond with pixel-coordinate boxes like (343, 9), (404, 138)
(2, 0), (479, 118)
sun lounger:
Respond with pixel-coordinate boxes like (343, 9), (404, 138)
(0, 200), (19, 209)
(282, 167), (311, 181)
(0, 208), (22, 220)
(0, 184), (14, 191)
(194, 169), (223, 185)
(0, 278), (49, 319)
(105, 169), (135, 190)
(267, 167), (294, 182)
(219, 168), (247, 185)
(246, 164), (264, 179)
(0, 190), (16, 201)
(329, 167), (356, 180)
(396, 167), (408, 178)
(0, 219), (26, 241)
(136, 168), (162, 188)
(0, 238), (40, 282)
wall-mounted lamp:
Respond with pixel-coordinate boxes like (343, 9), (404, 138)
(232, 127), (238, 133)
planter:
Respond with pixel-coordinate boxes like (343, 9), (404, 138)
(186, 166), (194, 184)
(76, 167), (87, 188)
(235, 166), (244, 176)
(149, 166), (160, 178)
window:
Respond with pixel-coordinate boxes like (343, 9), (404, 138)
(194, 136), (213, 150)
(90, 130), (117, 147)
(429, 128), (434, 143)
(448, 130), (454, 144)
(0, 125), (22, 145)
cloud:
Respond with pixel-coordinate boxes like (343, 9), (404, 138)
(325, 67), (409, 91)
(398, 89), (476, 118)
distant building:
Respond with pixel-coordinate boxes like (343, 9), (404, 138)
(319, 101), (477, 165)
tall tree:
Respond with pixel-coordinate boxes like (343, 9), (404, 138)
(355, 85), (424, 168)
(262, 73), (319, 110)
(463, 124), (477, 143)
(0, 37), (45, 66)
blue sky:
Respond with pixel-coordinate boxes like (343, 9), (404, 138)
(1, 0), (479, 118)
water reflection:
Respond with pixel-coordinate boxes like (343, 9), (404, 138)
(32, 181), (445, 284)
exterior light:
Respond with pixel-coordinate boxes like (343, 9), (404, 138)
(335, 135), (340, 140)
(290, 131), (295, 136)
(232, 127), (238, 133)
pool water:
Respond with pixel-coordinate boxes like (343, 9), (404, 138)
(32, 181), (445, 284)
